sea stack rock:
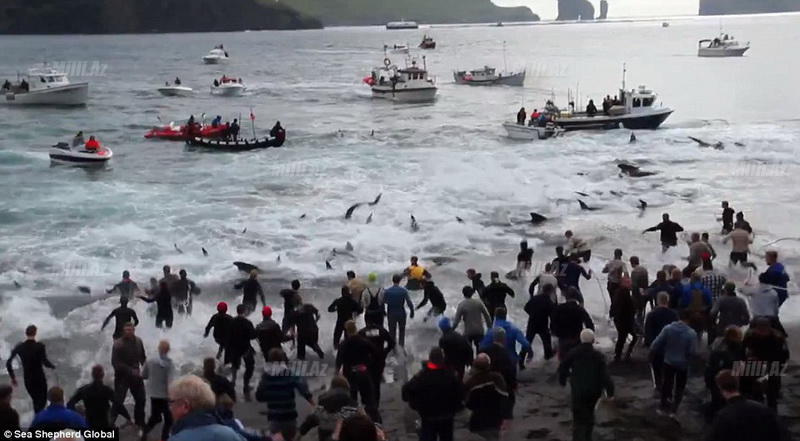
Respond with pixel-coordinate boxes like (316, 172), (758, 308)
(557, 0), (595, 20)
(599, 0), (609, 19)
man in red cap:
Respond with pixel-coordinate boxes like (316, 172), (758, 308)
(255, 306), (292, 363)
(204, 302), (233, 360)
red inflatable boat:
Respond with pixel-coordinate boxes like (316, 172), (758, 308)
(145, 123), (230, 141)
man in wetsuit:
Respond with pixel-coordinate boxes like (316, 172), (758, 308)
(292, 302), (325, 361)
(139, 281), (173, 328)
(358, 311), (395, 405)
(416, 278), (446, 322)
(159, 265), (179, 292)
(204, 302), (233, 360)
(6, 325), (55, 413)
(101, 296), (139, 340)
(483, 271), (515, 321)
(106, 270), (140, 302)
(234, 270), (266, 314)
(227, 304), (257, 399)
(173, 269), (200, 315)
(111, 322), (146, 428)
(280, 280), (302, 336)
(514, 240), (534, 278)
(67, 365), (131, 430)
(734, 212), (753, 234)
(329, 286), (363, 349)
(643, 213), (685, 253)
(466, 269), (487, 302)
(255, 306), (293, 362)
(384, 274), (415, 348)
(718, 201), (735, 234)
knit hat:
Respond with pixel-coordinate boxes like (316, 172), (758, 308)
(580, 329), (595, 344)
(438, 316), (452, 332)
(262, 306), (272, 318)
(217, 302), (228, 312)
(368, 272), (378, 283)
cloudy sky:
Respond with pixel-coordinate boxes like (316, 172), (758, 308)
(493, 0), (699, 20)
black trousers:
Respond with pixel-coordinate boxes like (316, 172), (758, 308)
(370, 362), (386, 405)
(333, 320), (346, 349)
(24, 375), (48, 414)
(345, 369), (380, 423)
(420, 418), (454, 441)
(661, 364), (688, 412)
(297, 335), (324, 360)
(156, 312), (173, 329)
(650, 353), (664, 390)
(525, 327), (554, 360)
(143, 398), (172, 440)
(230, 348), (255, 391)
(572, 404), (596, 441)
(466, 333), (483, 355)
(114, 374), (146, 426)
(614, 325), (638, 359)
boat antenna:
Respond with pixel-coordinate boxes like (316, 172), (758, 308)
(422, 55), (427, 71)
(622, 63), (627, 91)
(503, 40), (508, 73)
(250, 107), (256, 139)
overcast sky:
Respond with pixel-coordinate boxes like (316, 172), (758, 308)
(493, 0), (699, 20)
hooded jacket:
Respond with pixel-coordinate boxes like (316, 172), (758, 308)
(479, 319), (531, 364)
(650, 321), (697, 370)
(402, 362), (463, 420)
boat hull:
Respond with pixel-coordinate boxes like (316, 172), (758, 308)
(4, 83), (88, 105)
(502, 122), (564, 140)
(698, 47), (749, 57)
(49, 146), (112, 164)
(145, 124), (230, 141)
(158, 87), (193, 97)
(187, 137), (284, 151)
(555, 108), (673, 131)
(371, 86), (437, 103)
(454, 71), (525, 87)
(203, 57), (228, 64)
(210, 85), (245, 97)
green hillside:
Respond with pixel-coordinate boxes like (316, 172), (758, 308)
(699, 0), (800, 14)
(280, 0), (538, 26)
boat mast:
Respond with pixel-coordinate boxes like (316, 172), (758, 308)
(503, 40), (508, 73)
(621, 62), (627, 91)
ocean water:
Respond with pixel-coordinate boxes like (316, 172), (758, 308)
(1, 13), (799, 417)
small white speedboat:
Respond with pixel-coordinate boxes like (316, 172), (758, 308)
(49, 142), (113, 164)
(698, 33), (749, 57)
(384, 43), (410, 54)
(502, 122), (564, 140)
(210, 80), (246, 97)
(158, 85), (193, 97)
(203, 47), (230, 64)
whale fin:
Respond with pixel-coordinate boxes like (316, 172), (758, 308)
(202, 247), (208, 257)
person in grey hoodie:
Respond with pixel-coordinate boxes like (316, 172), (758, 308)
(142, 339), (175, 441)
(650, 309), (697, 416)
(452, 286), (492, 353)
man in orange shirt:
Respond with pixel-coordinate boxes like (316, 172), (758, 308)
(84, 136), (101, 152)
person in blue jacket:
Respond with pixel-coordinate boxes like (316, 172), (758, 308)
(760, 251), (790, 306)
(480, 307), (532, 368)
(383, 274), (415, 348)
(650, 309), (697, 417)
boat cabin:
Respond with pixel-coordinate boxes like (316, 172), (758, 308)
(620, 85), (658, 114)
(372, 59), (431, 86)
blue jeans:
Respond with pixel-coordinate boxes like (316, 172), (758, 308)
(387, 314), (407, 347)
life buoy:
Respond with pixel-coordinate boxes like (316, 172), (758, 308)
(384, 58), (392, 67)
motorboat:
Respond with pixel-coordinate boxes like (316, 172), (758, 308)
(419, 35), (436, 49)
(386, 20), (418, 30)
(502, 122), (564, 140)
(543, 83), (673, 131)
(384, 43), (410, 54)
(698, 33), (749, 57)
(363, 56), (437, 103)
(186, 135), (285, 151)
(49, 142), (112, 164)
(203, 46), (230, 64)
(2, 67), (88, 106)
(210, 77), (246, 97)
(157, 81), (193, 97)
(145, 122), (230, 141)
(454, 66), (526, 87)
(662, 22), (670, 28)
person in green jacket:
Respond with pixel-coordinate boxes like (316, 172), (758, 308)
(558, 329), (615, 441)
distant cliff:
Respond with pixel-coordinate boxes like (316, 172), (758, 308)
(0, 0), (322, 34)
(599, 0), (609, 19)
(699, 0), (800, 15)
(281, 0), (538, 26)
(557, 0), (595, 20)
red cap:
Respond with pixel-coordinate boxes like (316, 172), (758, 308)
(262, 306), (272, 318)
(217, 302), (228, 312)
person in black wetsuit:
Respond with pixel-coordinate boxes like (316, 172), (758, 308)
(106, 270), (140, 302)
(358, 311), (395, 405)
(110, 323), (146, 427)
(719, 201), (735, 234)
(6, 325), (55, 413)
(586, 99), (598, 116)
(466, 269), (487, 302)
(562, 255), (593, 305)
(139, 281), (173, 328)
(552, 246), (571, 293)
(280, 280), (302, 336)
(416, 278), (447, 322)
(0, 384), (20, 433)
(227, 304), (257, 399)
(255, 306), (293, 362)
(643, 213), (685, 253)
(101, 297), (139, 340)
(270, 121), (286, 144)
(230, 119), (241, 141)
(203, 357), (236, 402)
(336, 321), (380, 423)
(734, 212), (753, 234)
(292, 301), (325, 361)
(329, 286), (363, 350)
(173, 269), (200, 315)
(483, 272), (515, 321)
(234, 270), (266, 315)
(67, 365), (131, 430)
(204, 302), (233, 360)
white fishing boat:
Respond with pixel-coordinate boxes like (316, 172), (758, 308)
(384, 43), (410, 54)
(386, 20), (418, 30)
(49, 141), (112, 164)
(210, 77), (246, 97)
(502, 122), (564, 141)
(203, 46), (230, 64)
(698, 33), (749, 57)
(158, 79), (193, 97)
(454, 66), (526, 87)
(2, 67), (88, 106)
(363, 56), (437, 103)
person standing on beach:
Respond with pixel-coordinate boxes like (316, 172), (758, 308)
(710, 282), (750, 338)
(141, 340), (175, 441)
(280, 280), (303, 336)
(466, 269), (487, 302)
(718, 201), (735, 234)
(452, 286), (492, 354)
(629, 256), (649, 331)
(329, 286), (364, 349)
(463, 354), (508, 440)
(611, 277), (638, 362)
(111, 322), (146, 428)
(522, 283), (556, 362)
(742, 317), (789, 410)
(642, 213), (684, 253)
(358, 311), (395, 405)
(644, 292), (678, 392)
(562, 255), (593, 305)
(6, 325), (56, 413)
(723, 226), (754, 269)
(106, 270), (141, 302)
(707, 370), (788, 441)
(336, 321), (380, 423)
(760, 251), (790, 306)
(402, 347), (463, 441)
(650, 309), (697, 417)
(551, 288), (595, 360)
(479, 328), (517, 421)
(202, 358), (236, 402)
(484, 272), (515, 321)
(138, 281), (173, 329)
(480, 308), (530, 371)
(204, 302), (233, 360)
(0, 385), (20, 433)
(227, 304), (257, 399)
(67, 365), (132, 430)
(101, 296), (139, 340)
(558, 329), (615, 441)
(383, 274), (414, 348)
(602, 249), (627, 317)
(292, 301), (325, 361)
(437, 317), (474, 381)
(168, 375), (244, 441)
(233, 270), (265, 314)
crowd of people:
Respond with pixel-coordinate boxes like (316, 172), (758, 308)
(0, 202), (794, 441)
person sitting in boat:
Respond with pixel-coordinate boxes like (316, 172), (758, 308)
(213, 79), (220, 87)
(612, 95), (621, 105)
(221, 75), (229, 83)
(211, 115), (222, 128)
(19, 79), (29, 92)
(270, 121), (286, 142)
(229, 119), (240, 141)
(188, 115), (195, 126)
(174, 77), (181, 86)
(84, 136), (101, 152)
(72, 131), (85, 148)
(586, 99), (598, 117)
(528, 109), (541, 126)
(602, 96), (611, 115)
(238, 78), (243, 84)
(516, 107), (526, 125)
(1, 80), (10, 90)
